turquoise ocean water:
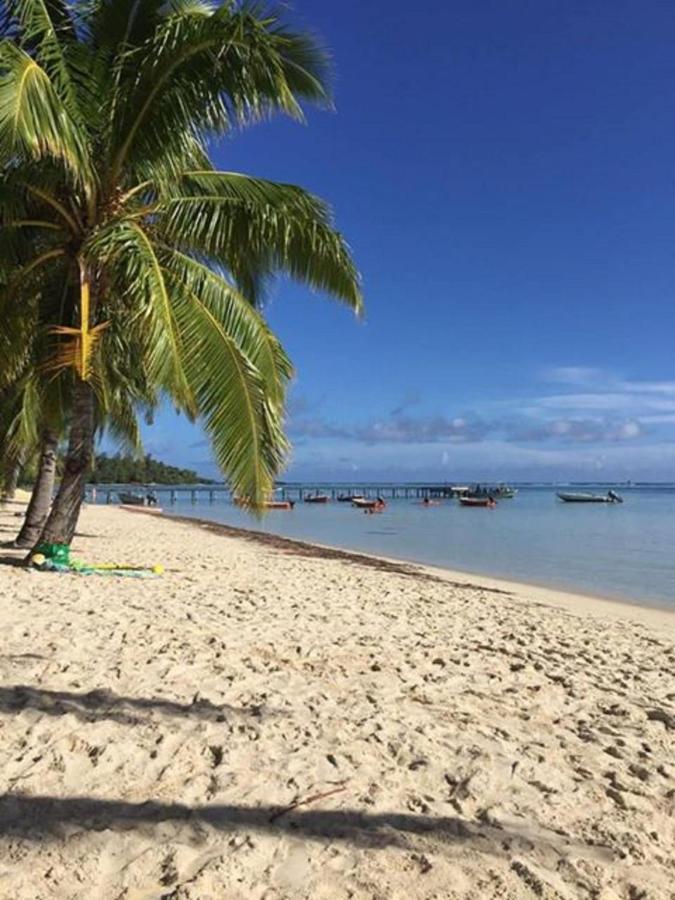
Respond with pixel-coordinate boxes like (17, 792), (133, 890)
(92, 485), (675, 607)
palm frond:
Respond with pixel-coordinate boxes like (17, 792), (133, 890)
(157, 170), (362, 311)
(0, 40), (89, 176)
(161, 246), (293, 410)
(0, 242), (75, 388)
(107, 3), (331, 183)
(9, 0), (79, 111)
(168, 280), (288, 507)
(87, 0), (165, 56)
(0, 370), (42, 462)
(86, 218), (195, 410)
(95, 386), (142, 453)
(1, 159), (83, 232)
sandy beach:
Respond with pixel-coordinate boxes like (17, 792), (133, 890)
(0, 503), (673, 900)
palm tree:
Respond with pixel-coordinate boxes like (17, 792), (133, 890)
(0, 218), (52, 512)
(0, 205), (156, 545)
(0, 0), (361, 547)
(0, 292), (155, 546)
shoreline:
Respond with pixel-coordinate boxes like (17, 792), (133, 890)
(159, 508), (675, 627)
(3, 496), (674, 622)
(10, 488), (674, 611)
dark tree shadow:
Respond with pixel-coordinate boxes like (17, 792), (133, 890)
(0, 793), (608, 861)
(0, 554), (26, 567)
(0, 685), (272, 726)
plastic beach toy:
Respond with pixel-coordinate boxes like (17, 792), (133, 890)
(30, 543), (163, 578)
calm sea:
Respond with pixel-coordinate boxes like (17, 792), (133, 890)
(94, 485), (675, 607)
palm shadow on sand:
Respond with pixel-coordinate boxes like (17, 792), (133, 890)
(0, 792), (613, 866)
(0, 553), (26, 567)
(0, 684), (272, 726)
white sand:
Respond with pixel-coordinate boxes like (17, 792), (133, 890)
(0, 504), (673, 899)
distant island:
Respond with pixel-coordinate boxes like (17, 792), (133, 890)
(90, 453), (215, 485)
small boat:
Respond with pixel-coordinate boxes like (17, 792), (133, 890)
(234, 498), (294, 509)
(557, 491), (623, 504)
(118, 491), (146, 506)
(494, 486), (518, 499)
(337, 493), (364, 502)
(304, 494), (329, 504)
(352, 497), (386, 509)
(460, 496), (497, 508)
(467, 484), (516, 500)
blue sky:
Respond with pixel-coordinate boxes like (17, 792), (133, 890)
(136, 0), (675, 482)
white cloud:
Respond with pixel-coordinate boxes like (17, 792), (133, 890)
(522, 367), (675, 422)
(532, 392), (675, 414)
(543, 366), (610, 386)
(615, 421), (641, 439)
(283, 364), (675, 479)
(618, 380), (675, 395)
(286, 438), (675, 481)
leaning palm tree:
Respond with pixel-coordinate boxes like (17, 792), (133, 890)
(0, 191), (158, 545)
(0, 204), (65, 534)
(0, 270), (158, 546)
(0, 0), (362, 547)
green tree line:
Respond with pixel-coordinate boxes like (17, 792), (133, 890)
(90, 454), (214, 485)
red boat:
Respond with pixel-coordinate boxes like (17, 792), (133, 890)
(460, 496), (497, 508)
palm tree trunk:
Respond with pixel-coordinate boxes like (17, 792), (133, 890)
(36, 380), (94, 548)
(15, 429), (59, 548)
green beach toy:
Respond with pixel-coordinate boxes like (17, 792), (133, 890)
(30, 542), (163, 578)
(33, 542), (71, 566)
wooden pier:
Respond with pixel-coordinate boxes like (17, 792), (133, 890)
(274, 483), (468, 501)
(92, 482), (470, 505)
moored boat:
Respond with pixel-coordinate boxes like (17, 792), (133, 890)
(460, 496), (497, 508)
(557, 491), (623, 504)
(451, 485), (470, 496)
(467, 484), (516, 500)
(494, 485), (518, 499)
(352, 497), (385, 509)
(337, 493), (364, 502)
(304, 493), (329, 503)
(118, 491), (146, 506)
(234, 498), (295, 509)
